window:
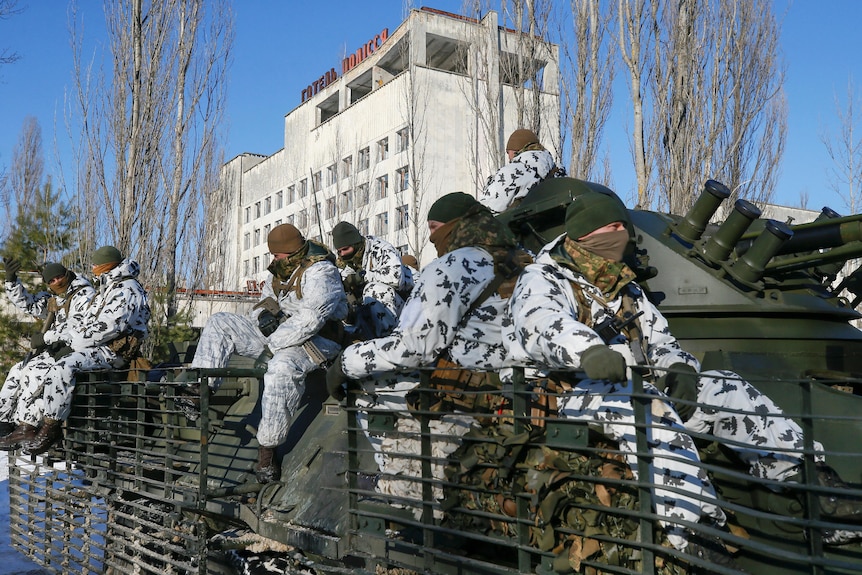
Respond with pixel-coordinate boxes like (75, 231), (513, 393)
(243, 232), (250, 250)
(396, 128), (409, 152)
(298, 209), (308, 228)
(327, 164), (338, 186)
(375, 211), (389, 235)
(326, 197), (337, 219)
(357, 183), (369, 206)
(276, 191), (283, 210)
(254, 202), (261, 219)
(275, 219), (282, 227)
(264, 224), (271, 238)
(358, 147), (370, 170)
(253, 256), (260, 274)
(253, 228), (261, 246)
(376, 175), (388, 200)
(396, 166), (409, 191)
(342, 155), (352, 178)
(244, 206), (250, 223)
(395, 204), (409, 230)
(358, 218), (369, 235)
(397, 244), (408, 255)
(288, 185), (295, 204)
(310, 203), (320, 224)
(377, 137), (389, 161)
(312, 171), (322, 192)
(243, 260), (249, 277)
(287, 214), (295, 225)
(300, 179), (308, 198)
(340, 190), (354, 212)
(264, 197), (271, 215)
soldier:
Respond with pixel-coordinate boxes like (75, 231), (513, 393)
(182, 224), (347, 483)
(479, 128), (563, 214)
(330, 221), (412, 341)
(506, 191), (862, 558)
(0, 260), (95, 448)
(326, 192), (527, 509)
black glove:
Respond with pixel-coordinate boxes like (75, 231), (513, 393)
(656, 363), (699, 421)
(257, 310), (280, 337)
(4, 257), (20, 283)
(255, 346), (273, 369)
(50, 344), (74, 362)
(579, 345), (628, 383)
(30, 332), (46, 351)
(325, 354), (348, 401)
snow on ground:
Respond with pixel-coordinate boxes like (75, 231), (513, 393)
(0, 452), (54, 575)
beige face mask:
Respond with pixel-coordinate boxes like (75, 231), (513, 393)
(576, 229), (630, 262)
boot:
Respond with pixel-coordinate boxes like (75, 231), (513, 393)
(0, 421), (15, 437)
(0, 423), (38, 451)
(23, 419), (63, 455)
(811, 465), (862, 523)
(254, 446), (281, 484)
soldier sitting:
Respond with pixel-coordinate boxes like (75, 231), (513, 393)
(331, 221), (412, 341)
(181, 224), (347, 483)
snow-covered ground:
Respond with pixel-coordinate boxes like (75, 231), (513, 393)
(0, 452), (53, 575)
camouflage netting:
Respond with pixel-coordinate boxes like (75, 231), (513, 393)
(442, 422), (689, 574)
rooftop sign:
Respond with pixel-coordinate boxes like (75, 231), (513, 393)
(301, 28), (390, 103)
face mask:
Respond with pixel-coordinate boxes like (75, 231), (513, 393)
(576, 229), (630, 262)
(48, 272), (72, 295)
(429, 219), (461, 257)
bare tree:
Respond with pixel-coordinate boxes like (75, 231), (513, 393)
(822, 78), (862, 214)
(648, 0), (784, 213)
(615, 0), (654, 207)
(558, 0), (614, 182)
(69, 0), (233, 323)
(0, 0), (22, 68)
(1, 117), (44, 239)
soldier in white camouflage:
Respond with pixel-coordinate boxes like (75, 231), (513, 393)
(479, 128), (562, 214)
(330, 221), (412, 341)
(0, 261), (95, 450)
(326, 192), (524, 510)
(506, 191), (862, 558)
(184, 224), (347, 483)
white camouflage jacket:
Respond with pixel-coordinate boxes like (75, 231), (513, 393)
(6, 275), (95, 344)
(342, 246), (513, 378)
(64, 259), (150, 351)
(257, 258), (348, 351)
(480, 149), (558, 214)
(506, 235), (698, 375)
(341, 235), (413, 304)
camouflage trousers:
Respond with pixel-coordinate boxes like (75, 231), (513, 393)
(688, 369), (825, 481)
(558, 379), (725, 550)
(191, 312), (340, 447)
(0, 347), (116, 426)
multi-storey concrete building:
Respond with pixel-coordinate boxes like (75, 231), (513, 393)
(217, 7), (560, 292)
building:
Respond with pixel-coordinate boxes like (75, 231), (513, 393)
(217, 7), (560, 292)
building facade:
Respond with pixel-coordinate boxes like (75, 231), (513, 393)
(217, 7), (561, 292)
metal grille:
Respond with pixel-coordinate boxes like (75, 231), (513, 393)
(8, 371), (209, 575)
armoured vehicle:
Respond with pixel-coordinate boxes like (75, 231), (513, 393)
(6, 178), (862, 574)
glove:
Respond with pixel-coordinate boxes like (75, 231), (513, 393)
(30, 332), (46, 351)
(257, 310), (280, 337)
(325, 354), (348, 401)
(579, 345), (628, 383)
(255, 346), (273, 369)
(656, 363), (699, 421)
(4, 257), (20, 283)
(50, 344), (74, 362)
(343, 271), (365, 294)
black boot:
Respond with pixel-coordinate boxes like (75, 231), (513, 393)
(254, 446), (281, 484)
(0, 423), (38, 451)
(0, 421), (15, 437)
(23, 419), (63, 455)
(811, 465), (862, 523)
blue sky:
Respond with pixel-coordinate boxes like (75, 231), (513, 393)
(0, 0), (859, 212)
